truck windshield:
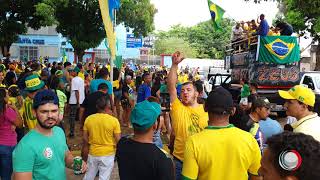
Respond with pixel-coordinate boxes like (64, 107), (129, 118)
(315, 76), (320, 89)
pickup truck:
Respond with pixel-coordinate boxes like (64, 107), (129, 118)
(300, 71), (320, 114)
(217, 35), (302, 116)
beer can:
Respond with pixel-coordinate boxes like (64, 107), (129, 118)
(73, 156), (82, 175)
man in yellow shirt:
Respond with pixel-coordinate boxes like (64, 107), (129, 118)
(279, 85), (320, 141)
(23, 74), (45, 130)
(182, 87), (262, 180)
(168, 51), (208, 180)
(82, 95), (121, 180)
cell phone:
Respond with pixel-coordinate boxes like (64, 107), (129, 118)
(160, 92), (170, 112)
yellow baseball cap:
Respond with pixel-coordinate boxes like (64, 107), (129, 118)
(278, 85), (315, 107)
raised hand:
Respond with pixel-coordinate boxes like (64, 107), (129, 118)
(172, 51), (185, 65)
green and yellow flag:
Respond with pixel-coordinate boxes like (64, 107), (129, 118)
(257, 36), (300, 64)
(62, 49), (67, 63)
(207, 0), (225, 30)
(98, 0), (117, 60)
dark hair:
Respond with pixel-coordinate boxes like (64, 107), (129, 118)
(194, 80), (204, 93)
(249, 82), (258, 89)
(96, 95), (109, 111)
(0, 88), (6, 116)
(113, 67), (120, 81)
(77, 63), (83, 69)
(147, 96), (160, 104)
(143, 73), (150, 80)
(49, 76), (60, 90)
(297, 101), (314, 111)
(99, 67), (109, 78)
(98, 83), (109, 91)
(266, 132), (320, 179)
(64, 62), (71, 68)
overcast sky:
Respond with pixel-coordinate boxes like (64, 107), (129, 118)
(150, 0), (279, 31)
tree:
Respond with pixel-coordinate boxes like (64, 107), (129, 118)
(245, 0), (320, 69)
(155, 19), (234, 59)
(117, 0), (157, 37)
(55, 0), (156, 62)
(154, 37), (198, 58)
(187, 19), (234, 59)
(55, 0), (106, 62)
(0, 0), (66, 57)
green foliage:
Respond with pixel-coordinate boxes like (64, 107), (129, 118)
(55, 0), (106, 61)
(155, 19), (234, 59)
(284, 0), (320, 41)
(0, 0), (67, 56)
(117, 0), (156, 37)
(154, 37), (197, 58)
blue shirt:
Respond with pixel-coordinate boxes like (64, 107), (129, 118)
(137, 83), (151, 103)
(257, 19), (269, 36)
(259, 117), (283, 140)
(90, 79), (113, 95)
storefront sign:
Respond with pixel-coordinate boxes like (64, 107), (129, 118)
(17, 37), (45, 45)
(126, 34), (142, 48)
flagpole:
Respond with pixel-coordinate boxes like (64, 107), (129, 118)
(110, 9), (116, 83)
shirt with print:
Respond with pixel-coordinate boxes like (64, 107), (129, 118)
(90, 79), (113, 95)
(13, 127), (68, 180)
(84, 113), (121, 156)
(69, 76), (85, 105)
(292, 113), (320, 142)
(23, 96), (37, 130)
(116, 137), (174, 180)
(136, 83), (151, 103)
(170, 98), (208, 161)
(241, 115), (266, 152)
(0, 107), (18, 146)
(182, 125), (261, 180)
(121, 84), (134, 100)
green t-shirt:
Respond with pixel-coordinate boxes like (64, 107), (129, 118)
(13, 127), (68, 180)
(160, 84), (168, 93)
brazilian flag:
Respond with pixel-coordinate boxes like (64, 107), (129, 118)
(257, 36), (300, 64)
(207, 0), (225, 30)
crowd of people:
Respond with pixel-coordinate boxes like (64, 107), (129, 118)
(231, 14), (294, 51)
(0, 51), (320, 180)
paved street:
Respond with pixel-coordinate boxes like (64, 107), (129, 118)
(66, 163), (120, 180)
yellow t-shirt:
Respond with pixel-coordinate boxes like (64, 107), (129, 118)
(267, 30), (280, 36)
(23, 96), (37, 130)
(182, 125), (261, 180)
(113, 80), (120, 89)
(170, 98), (208, 161)
(78, 71), (85, 80)
(0, 83), (5, 88)
(178, 75), (184, 84)
(84, 113), (121, 156)
(129, 81), (135, 89)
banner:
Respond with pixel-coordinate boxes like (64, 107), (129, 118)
(257, 36), (300, 64)
(248, 65), (300, 86)
(115, 55), (122, 69)
(98, 0), (116, 60)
